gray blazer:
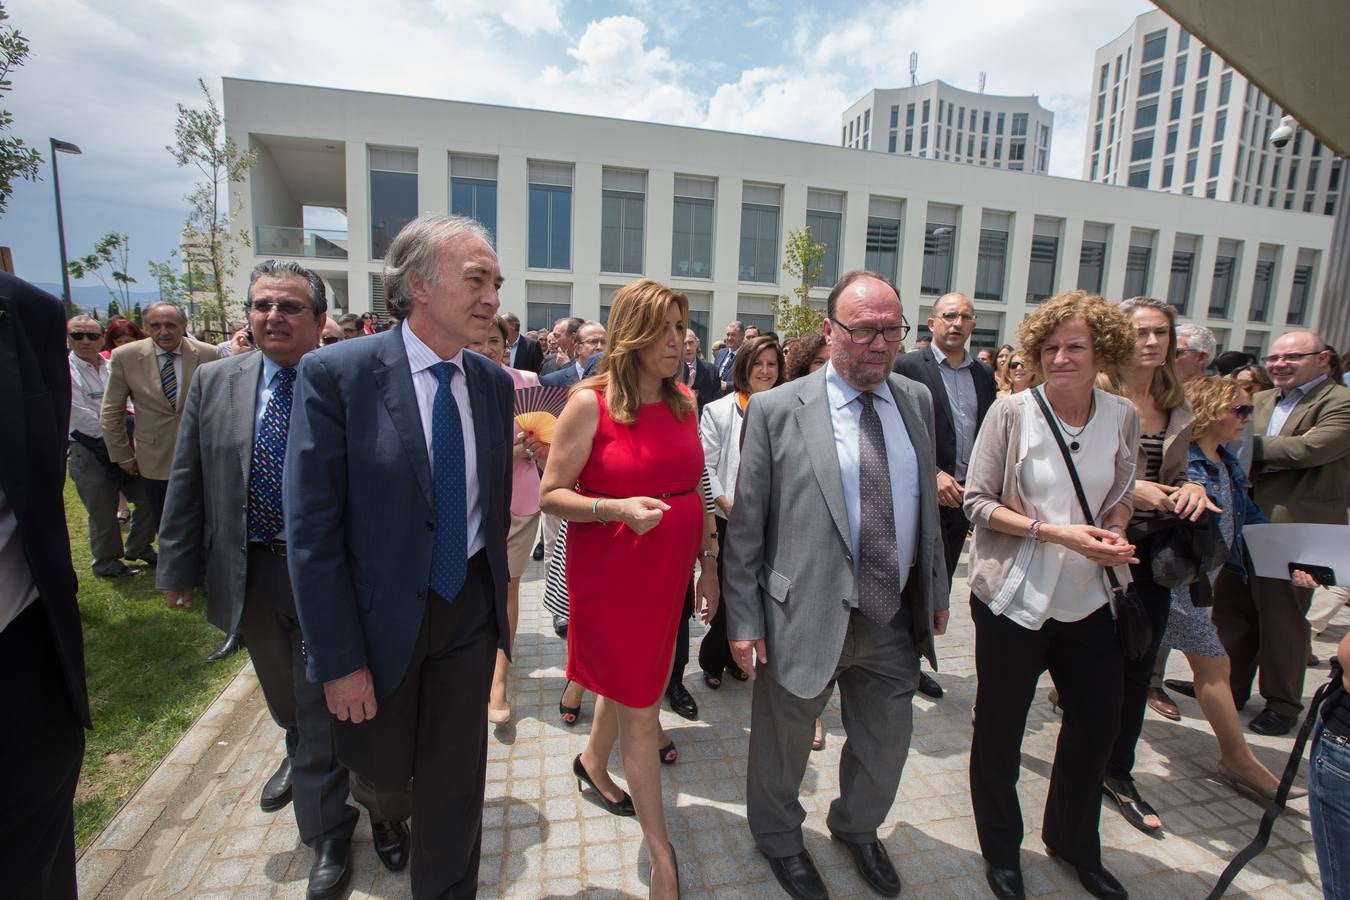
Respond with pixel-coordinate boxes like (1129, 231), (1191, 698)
(156, 350), (268, 635)
(723, 367), (948, 699)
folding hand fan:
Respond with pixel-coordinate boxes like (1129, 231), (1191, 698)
(513, 384), (570, 444)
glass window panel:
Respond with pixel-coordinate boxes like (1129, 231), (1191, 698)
(1128, 167), (1150, 188)
(450, 178), (497, 245)
(1167, 250), (1195, 314)
(1136, 102), (1158, 129)
(805, 210), (842, 287)
(1287, 265), (1312, 325)
(738, 203), (779, 283)
(1078, 241), (1106, 293)
(672, 197), (714, 279)
(1250, 259), (1274, 322)
(1124, 245), (1152, 298)
(1142, 30), (1166, 62)
(601, 191), (644, 274)
(1199, 48), (1211, 77)
(864, 216), (901, 284)
(1209, 255), (1236, 317)
(1219, 72), (1232, 105)
(1131, 135), (1154, 162)
(921, 222), (955, 296)
(974, 228), (1007, 301)
(1138, 66), (1163, 96)
(528, 184), (572, 269)
(369, 169), (417, 260)
(1026, 234), (1059, 303)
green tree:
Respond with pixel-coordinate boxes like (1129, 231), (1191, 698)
(772, 226), (827, 339)
(0, 2), (42, 216)
(106, 300), (119, 320)
(148, 256), (188, 305)
(168, 78), (256, 333)
(68, 232), (137, 308)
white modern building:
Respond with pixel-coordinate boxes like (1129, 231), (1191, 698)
(223, 77), (1335, 357)
(1087, 8), (1342, 218)
(841, 81), (1053, 174)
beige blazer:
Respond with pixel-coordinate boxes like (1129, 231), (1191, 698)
(100, 336), (219, 480)
(1251, 379), (1350, 525)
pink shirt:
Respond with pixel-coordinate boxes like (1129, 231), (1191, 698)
(508, 366), (543, 517)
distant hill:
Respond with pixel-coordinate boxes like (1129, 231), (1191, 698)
(32, 282), (167, 318)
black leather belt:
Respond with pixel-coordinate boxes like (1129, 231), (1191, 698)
(250, 540), (288, 558)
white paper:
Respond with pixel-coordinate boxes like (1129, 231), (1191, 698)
(1242, 524), (1350, 586)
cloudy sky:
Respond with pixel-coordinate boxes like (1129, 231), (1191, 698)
(2, 0), (1152, 292)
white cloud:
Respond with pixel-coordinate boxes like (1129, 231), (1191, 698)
(705, 67), (851, 143)
(433, 0), (564, 35)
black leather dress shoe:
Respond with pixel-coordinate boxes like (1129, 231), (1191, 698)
(985, 865), (1025, 900)
(834, 836), (900, 897)
(917, 671), (944, 699)
(764, 850), (829, 900)
(306, 837), (351, 900)
(666, 681), (698, 720)
(205, 632), (243, 663)
(1250, 707), (1298, 736)
(552, 614), (568, 638)
(96, 563), (142, 578)
(136, 549), (159, 566)
(532, 540), (545, 561)
(260, 758), (293, 812)
(371, 819), (410, 872)
(1047, 849), (1127, 900)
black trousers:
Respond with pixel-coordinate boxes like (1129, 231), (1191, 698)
(668, 580), (694, 695)
(697, 516), (735, 677)
(1213, 565), (1314, 716)
(0, 601), (85, 900)
(142, 476), (169, 533)
(1106, 535), (1173, 781)
(334, 552), (498, 900)
(938, 502), (970, 587)
(241, 546), (358, 846)
(969, 597), (1122, 871)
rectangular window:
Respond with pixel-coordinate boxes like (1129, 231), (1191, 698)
(1012, 113), (1027, 136)
(922, 99), (930, 123)
(1131, 135), (1154, 162)
(1128, 166), (1150, 188)
(1194, 84), (1207, 114)
(525, 281), (571, 332)
(996, 113), (1005, 135)
(1288, 160), (1300, 190)
(1136, 101), (1158, 129)
(738, 184), (781, 283)
(1213, 110), (1227, 141)
(890, 105), (899, 128)
(863, 109), (871, 132)
(369, 147), (417, 260)
(1287, 263), (1313, 325)
(904, 129), (913, 152)
(1250, 252), (1275, 322)
(1170, 91), (1183, 121)
(1162, 161), (1174, 187)
(1078, 224), (1109, 294)
(888, 132), (897, 153)
(937, 100), (944, 122)
(1009, 140), (1025, 162)
(1199, 48), (1212, 77)
(1100, 63), (1109, 91)
(1167, 237), (1198, 314)
(1209, 249), (1237, 318)
(1142, 29), (1166, 62)
(1026, 219), (1061, 303)
(1166, 125), (1179, 155)
(1185, 153), (1198, 183)
(1179, 30), (1190, 50)
(975, 211), (1010, 302)
(1190, 117), (1203, 150)
(1175, 55), (1187, 86)
(906, 103), (915, 126)
(1219, 71), (1232, 105)
(921, 206), (957, 296)
(1209, 148), (1223, 179)
(600, 168), (645, 275)
(1206, 180), (1217, 199)
(1093, 125), (1102, 151)
(527, 161), (573, 270)
(983, 111), (991, 133)
(920, 126), (928, 150)
(864, 197), (903, 285)
(1138, 66), (1163, 96)
(1124, 237), (1153, 299)
(805, 189), (844, 287)
(671, 175), (715, 279)
(449, 153), (498, 245)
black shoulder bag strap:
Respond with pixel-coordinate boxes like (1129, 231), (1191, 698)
(1029, 388), (1127, 597)
(1205, 675), (1333, 898)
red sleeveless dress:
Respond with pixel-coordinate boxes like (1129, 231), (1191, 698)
(566, 390), (703, 707)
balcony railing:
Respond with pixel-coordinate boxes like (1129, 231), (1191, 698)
(255, 225), (348, 260)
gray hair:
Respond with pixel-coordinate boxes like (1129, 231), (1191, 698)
(1176, 322), (1217, 359)
(67, 314), (102, 331)
(500, 311), (521, 330)
(145, 302), (188, 325)
(383, 215), (493, 321)
(338, 313), (360, 326)
(249, 260), (327, 316)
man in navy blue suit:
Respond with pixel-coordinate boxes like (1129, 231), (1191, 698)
(540, 320), (605, 389)
(713, 319), (744, 395)
(285, 215), (514, 899)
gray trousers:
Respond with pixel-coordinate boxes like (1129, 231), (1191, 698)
(67, 441), (155, 574)
(241, 546), (358, 846)
(747, 608), (919, 857)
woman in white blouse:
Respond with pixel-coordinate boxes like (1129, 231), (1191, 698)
(696, 336), (784, 689)
(961, 292), (1140, 900)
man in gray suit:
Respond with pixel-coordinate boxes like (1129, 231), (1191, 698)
(156, 261), (397, 900)
(726, 270), (948, 900)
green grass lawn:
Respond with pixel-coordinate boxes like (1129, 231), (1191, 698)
(67, 477), (245, 851)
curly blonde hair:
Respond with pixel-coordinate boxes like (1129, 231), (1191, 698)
(1017, 290), (1136, 380)
(1185, 376), (1245, 439)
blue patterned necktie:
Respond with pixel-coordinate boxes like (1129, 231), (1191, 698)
(856, 392), (901, 624)
(431, 362), (468, 602)
(160, 352), (178, 409)
(247, 367), (296, 542)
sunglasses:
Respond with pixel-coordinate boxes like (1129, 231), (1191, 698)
(250, 300), (309, 316)
(68, 332), (102, 341)
(1008, 361), (1026, 370)
(320, 335), (342, 345)
(1231, 404), (1254, 419)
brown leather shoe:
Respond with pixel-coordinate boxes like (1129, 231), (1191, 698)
(1147, 687), (1180, 721)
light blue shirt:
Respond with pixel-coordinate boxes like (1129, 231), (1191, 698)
(1266, 374), (1327, 437)
(824, 362), (920, 603)
(931, 343), (979, 481)
(253, 354), (286, 439)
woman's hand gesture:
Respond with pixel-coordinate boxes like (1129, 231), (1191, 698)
(1046, 523), (1139, 567)
(613, 497), (671, 535)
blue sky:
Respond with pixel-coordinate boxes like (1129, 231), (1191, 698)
(1, 0), (1150, 294)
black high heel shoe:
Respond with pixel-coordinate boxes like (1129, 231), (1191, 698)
(573, 754), (635, 817)
(559, 680), (581, 727)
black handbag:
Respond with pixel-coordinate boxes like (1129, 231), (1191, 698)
(1031, 389), (1152, 662)
(1126, 511), (1228, 588)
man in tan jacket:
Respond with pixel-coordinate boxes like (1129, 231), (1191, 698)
(1213, 329), (1350, 736)
(100, 302), (219, 535)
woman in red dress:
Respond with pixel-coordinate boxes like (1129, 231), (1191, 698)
(541, 278), (719, 898)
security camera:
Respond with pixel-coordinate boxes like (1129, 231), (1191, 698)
(1269, 115), (1296, 149)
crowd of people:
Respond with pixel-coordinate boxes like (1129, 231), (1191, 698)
(3, 209), (1350, 900)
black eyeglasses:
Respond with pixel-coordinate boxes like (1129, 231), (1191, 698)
(831, 319), (910, 345)
(320, 335), (342, 345)
(68, 332), (102, 341)
(250, 300), (309, 316)
(1231, 404), (1254, 419)
(1263, 350), (1325, 365)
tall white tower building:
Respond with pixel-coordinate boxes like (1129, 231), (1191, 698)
(841, 80), (1053, 174)
(1086, 8), (1341, 218)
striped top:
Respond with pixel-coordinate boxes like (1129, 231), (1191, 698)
(1131, 431), (1166, 523)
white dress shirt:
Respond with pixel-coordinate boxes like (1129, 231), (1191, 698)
(824, 362), (920, 600)
(68, 351), (108, 437)
(401, 324), (485, 557)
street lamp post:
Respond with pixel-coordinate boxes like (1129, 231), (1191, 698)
(50, 137), (82, 316)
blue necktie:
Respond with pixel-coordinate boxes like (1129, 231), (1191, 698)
(247, 367), (296, 542)
(431, 362), (468, 602)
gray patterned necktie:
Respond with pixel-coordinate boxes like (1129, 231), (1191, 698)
(856, 392), (901, 624)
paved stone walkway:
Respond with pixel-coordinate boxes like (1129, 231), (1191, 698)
(77, 557), (1342, 898)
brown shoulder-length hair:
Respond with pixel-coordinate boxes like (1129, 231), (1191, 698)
(785, 331), (827, 381)
(1018, 290), (1136, 380)
(1108, 296), (1187, 410)
(732, 335), (787, 393)
(1186, 375), (1243, 439)
(576, 279), (695, 425)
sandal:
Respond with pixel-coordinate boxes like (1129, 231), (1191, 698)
(658, 740), (678, 765)
(702, 670), (722, 690)
(559, 680), (581, 727)
(1102, 776), (1163, 835)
